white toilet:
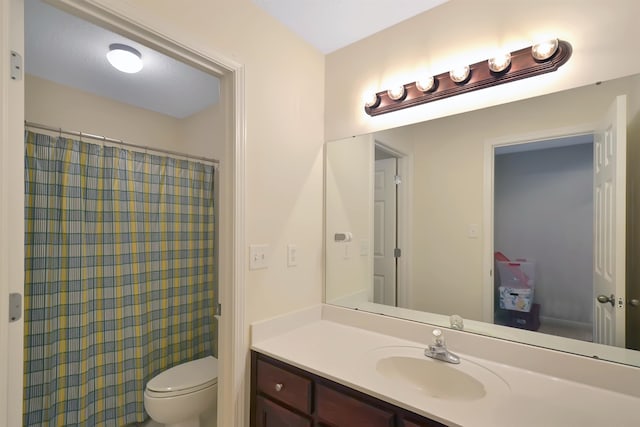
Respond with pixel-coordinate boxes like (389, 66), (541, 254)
(144, 355), (218, 427)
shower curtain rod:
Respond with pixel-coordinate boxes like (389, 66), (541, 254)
(25, 120), (219, 165)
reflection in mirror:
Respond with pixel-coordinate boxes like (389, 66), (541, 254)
(325, 73), (640, 367)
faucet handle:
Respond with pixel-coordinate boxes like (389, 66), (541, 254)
(432, 329), (444, 346)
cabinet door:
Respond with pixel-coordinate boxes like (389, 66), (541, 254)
(255, 396), (312, 427)
(316, 384), (395, 427)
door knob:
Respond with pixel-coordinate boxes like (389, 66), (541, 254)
(597, 294), (615, 306)
(628, 298), (640, 307)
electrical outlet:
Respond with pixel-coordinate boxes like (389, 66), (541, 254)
(287, 244), (297, 267)
(249, 244), (269, 270)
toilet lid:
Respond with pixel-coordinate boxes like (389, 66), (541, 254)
(147, 355), (218, 393)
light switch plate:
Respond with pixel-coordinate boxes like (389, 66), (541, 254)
(249, 244), (269, 270)
(467, 223), (479, 239)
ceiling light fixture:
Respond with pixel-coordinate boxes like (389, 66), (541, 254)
(106, 43), (143, 74)
(365, 39), (571, 117)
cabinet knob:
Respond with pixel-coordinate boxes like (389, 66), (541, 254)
(274, 383), (283, 392)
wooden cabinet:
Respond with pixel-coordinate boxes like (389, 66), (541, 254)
(399, 417), (443, 427)
(256, 358), (313, 413)
(255, 396), (312, 427)
(316, 383), (394, 427)
(251, 351), (448, 427)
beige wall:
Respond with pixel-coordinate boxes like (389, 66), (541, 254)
(325, 0), (640, 141)
(27, 74), (175, 150)
(181, 102), (227, 162)
(90, 0), (326, 326)
(26, 74), (227, 160)
(369, 74), (640, 321)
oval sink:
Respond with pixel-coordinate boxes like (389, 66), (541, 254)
(363, 346), (510, 401)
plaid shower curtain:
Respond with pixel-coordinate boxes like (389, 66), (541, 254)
(23, 131), (217, 426)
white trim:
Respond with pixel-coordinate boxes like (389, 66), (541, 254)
(482, 143), (495, 323)
(398, 152), (414, 309)
(1, 0), (12, 423)
(482, 123), (596, 323)
(13, 2), (248, 426)
(2, 0), (25, 424)
(229, 64), (247, 427)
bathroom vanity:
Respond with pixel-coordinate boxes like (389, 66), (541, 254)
(250, 305), (640, 427)
(251, 351), (445, 426)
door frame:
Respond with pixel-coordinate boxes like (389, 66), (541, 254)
(1, 1), (247, 426)
(1, 0), (25, 424)
(373, 140), (412, 309)
(482, 124), (595, 323)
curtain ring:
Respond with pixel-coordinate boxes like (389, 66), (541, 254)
(79, 131), (83, 142)
(58, 127), (62, 138)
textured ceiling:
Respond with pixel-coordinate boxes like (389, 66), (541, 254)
(25, 0), (220, 119)
(252, 0), (449, 53)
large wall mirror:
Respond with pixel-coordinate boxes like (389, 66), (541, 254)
(324, 72), (640, 367)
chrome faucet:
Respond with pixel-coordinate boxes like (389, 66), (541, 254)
(425, 329), (460, 364)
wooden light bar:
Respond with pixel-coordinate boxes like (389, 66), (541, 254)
(365, 40), (572, 116)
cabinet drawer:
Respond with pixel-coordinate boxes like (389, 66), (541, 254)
(316, 383), (394, 427)
(400, 417), (447, 427)
(256, 358), (313, 414)
(255, 396), (312, 427)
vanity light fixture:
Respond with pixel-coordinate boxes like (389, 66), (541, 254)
(107, 43), (143, 74)
(365, 39), (572, 117)
(387, 85), (407, 101)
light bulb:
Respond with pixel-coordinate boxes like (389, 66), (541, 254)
(416, 76), (435, 92)
(364, 92), (380, 108)
(532, 39), (559, 61)
(488, 52), (512, 73)
(107, 43), (143, 74)
(387, 85), (406, 101)
(449, 65), (470, 83)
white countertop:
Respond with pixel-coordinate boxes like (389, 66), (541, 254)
(251, 305), (640, 427)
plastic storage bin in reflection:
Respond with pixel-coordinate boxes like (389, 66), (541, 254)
(497, 260), (535, 312)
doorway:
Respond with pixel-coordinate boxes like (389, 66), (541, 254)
(373, 145), (399, 306)
(2, 1), (246, 426)
(372, 142), (410, 308)
(492, 136), (595, 341)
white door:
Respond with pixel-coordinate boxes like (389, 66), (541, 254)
(1, 0), (25, 424)
(373, 158), (397, 305)
(593, 95), (627, 347)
